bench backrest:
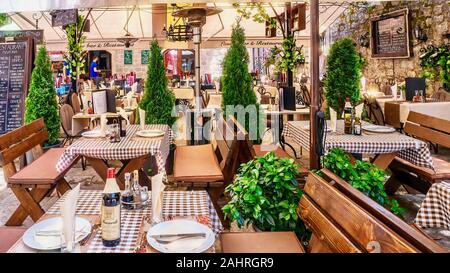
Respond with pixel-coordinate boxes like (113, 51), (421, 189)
(0, 118), (48, 182)
(298, 173), (420, 253)
(227, 115), (258, 164)
(404, 111), (450, 148)
(213, 115), (240, 186)
(320, 168), (446, 253)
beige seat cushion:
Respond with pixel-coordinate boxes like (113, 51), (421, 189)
(220, 232), (305, 253)
(173, 144), (224, 182)
(0, 227), (26, 253)
(9, 148), (77, 185)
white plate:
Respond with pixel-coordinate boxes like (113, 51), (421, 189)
(362, 125), (396, 133)
(146, 220), (214, 253)
(23, 217), (91, 251)
(81, 130), (103, 138)
(136, 129), (165, 138)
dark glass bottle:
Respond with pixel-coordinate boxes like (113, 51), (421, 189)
(121, 172), (134, 210)
(101, 168), (121, 247)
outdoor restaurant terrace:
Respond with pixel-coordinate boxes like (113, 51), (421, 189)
(0, 0), (449, 262)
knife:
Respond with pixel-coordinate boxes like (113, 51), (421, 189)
(149, 232), (206, 239)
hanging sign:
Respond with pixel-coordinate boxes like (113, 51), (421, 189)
(141, 50), (150, 64)
(124, 50), (133, 65)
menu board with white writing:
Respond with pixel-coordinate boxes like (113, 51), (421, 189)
(0, 38), (33, 134)
(371, 9), (411, 59)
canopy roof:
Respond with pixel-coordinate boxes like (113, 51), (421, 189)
(4, 2), (349, 43)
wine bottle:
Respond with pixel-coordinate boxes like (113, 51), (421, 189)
(101, 168), (121, 247)
(344, 97), (353, 134)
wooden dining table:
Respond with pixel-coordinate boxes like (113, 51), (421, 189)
(56, 124), (172, 189)
(7, 189), (223, 253)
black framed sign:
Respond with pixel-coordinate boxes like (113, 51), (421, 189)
(51, 9), (78, 27)
(0, 37), (34, 134)
(370, 9), (411, 59)
(124, 50), (133, 65)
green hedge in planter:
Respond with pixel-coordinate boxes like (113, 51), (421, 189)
(25, 45), (60, 145)
(321, 148), (404, 216)
(223, 152), (307, 238)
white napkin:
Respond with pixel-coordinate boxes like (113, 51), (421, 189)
(60, 184), (80, 251)
(119, 108), (130, 125)
(100, 113), (108, 136)
(151, 173), (166, 223)
(355, 103), (364, 119)
(329, 108), (337, 132)
(139, 108), (146, 130)
(391, 84), (398, 101)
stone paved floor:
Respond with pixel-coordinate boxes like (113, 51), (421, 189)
(0, 130), (449, 251)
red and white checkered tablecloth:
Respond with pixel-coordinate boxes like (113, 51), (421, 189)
(282, 120), (434, 170)
(47, 190), (222, 253)
(415, 181), (450, 230)
(56, 125), (172, 173)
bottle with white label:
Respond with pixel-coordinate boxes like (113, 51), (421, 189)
(101, 168), (121, 247)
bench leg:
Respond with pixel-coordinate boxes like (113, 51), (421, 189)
(56, 178), (72, 196)
(384, 175), (403, 195)
(207, 186), (228, 229)
(5, 187), (51, 226)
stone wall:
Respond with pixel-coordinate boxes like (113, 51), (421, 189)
(323, 0), (449, 94)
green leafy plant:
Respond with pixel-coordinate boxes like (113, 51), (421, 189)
(63, 15), (87, 81)
(139, 40), (176, 126)
(223, 152), (307, 238)
(267, 35), (305, 73)
(221, 22), (262, 142)
(324, 38), (362, 114)
(0, 14), (10, 27)
(322, 148), (404, 216)
(25, 46), (60, 145)
(420, 44), (450, 91)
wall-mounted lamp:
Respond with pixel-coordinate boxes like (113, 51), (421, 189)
(414, 25), (428, 43)
(358, 32), (370, 48)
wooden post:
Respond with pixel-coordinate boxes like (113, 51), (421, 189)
(285, 2), (293, 87)
(309, 0), (320, 169)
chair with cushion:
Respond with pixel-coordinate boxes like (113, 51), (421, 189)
(0, 118), (80, 226)
(71, 92), (81, 114)
(0, 227), (26, 253)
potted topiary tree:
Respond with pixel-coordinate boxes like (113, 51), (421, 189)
(324, 38), (362, 115)
(223, 152), (308, 239)
(221, 21), (263, 143)
(139, 39), (176, 174)
(25, 45), (61, 148)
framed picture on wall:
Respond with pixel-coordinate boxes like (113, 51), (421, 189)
(124, 50), (133, 65)
(141, 50), (150, 64)
(370, 9), (411, 59)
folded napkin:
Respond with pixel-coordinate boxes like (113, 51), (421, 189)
(119, 108), (130, 125)
(139, 108), (146, 130)
(100, 113), (108, 136)
(61, 184), (80, 251)
(355, 103), (364, 119)
(391, 84), (398, 101)
(329, 108), (337, 132)
(152, 173), (166, 223)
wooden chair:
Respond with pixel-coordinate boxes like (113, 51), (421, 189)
(364, 98), (385, 125)
(228, 115), (309, 177)
(386, 111), (450, 194)
(430, 89), (450, 102)
(0, 118), (80, 226)
(173, 116), (240, 225)
(298, 173), (440, 253)
(320, 168), (446, 253)
(71, 92), (81, 114)
(300, 84), (311, 106)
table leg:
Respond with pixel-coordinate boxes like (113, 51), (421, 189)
(85, 157), (109, 184)
(117, 156), (151, 189)
(370, 152), (397, 170)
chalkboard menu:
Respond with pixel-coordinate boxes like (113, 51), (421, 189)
(0, 37), (33, 134)
(370, 9), (411, 59)
(141, 50), (150, 64)
(51, 9), (78, 27)
(124, 50), (133, 65)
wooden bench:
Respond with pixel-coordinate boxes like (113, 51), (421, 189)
(220, 232), (305, 253)
(386, 111), (450, 194)
(320, 168), (446, 253)
(173, 115), (240, 225)
(0, 118), (80, 226)
(0, 227), (26, 253)
(227, 115), (309, 177)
